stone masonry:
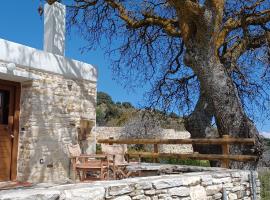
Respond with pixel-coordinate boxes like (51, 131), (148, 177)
(0, 165), (261, 200)
(0, 1), (97, 183)
(17, 67), (96, 183)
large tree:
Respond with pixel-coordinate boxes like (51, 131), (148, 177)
(48, 0), (269, 168)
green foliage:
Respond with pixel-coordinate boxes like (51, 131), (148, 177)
(264, 138), (270, 146)
(127, 146), (210, 167)
(96, 144), (102, 154)
(122, 102), (134, 109)
(259, 169), (270, 200)
(159, 158), (210, 167)
(96, 107), (106, 125)
(96, 91), (136, 126)
(97, 92), (113, 105)
(96, 91), (185, 129)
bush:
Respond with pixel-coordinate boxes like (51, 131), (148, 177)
(259, 168), (270, 200)
(159, 158), (210, 167)
(122, 102), (134, 109)
(97, 92), (113, 105)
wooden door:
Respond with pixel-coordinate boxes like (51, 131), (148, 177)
(0, 84), (15, 181)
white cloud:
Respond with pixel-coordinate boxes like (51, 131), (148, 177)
(260, 131), (270, 138)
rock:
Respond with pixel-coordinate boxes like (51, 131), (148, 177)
(0, 189), (61, 200)
(212, 177), (231, 184)
(212, 173), (230, 178)
(190, 186), (207, 200)
(205, 184), (222, 195)
(201, 175), (213, 186)
(213, 193), (222, 199)
(236, 190), (245, 199)
(228, 193), (237, 200)
(130, 190), (144, 196)
(151, 196), (158, 200)
(63, 187), (105, 200)
(181, 198), (191, 200)
(152, 179), (182, 190)
(168, 187), (190, 197)
(144, 190), (156, 195)
(109, 185), (133, 196)
(132, 194), (147, 199)
(114, 196), (132, 200)
(135, 182), (152, 190)
(231, 185), (244, 192)
(182, 176), (201, 186)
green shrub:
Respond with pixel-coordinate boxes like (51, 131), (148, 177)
(159, 158), (210, 167)
(259, 169), (270, 200)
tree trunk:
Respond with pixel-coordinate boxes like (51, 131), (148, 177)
(172, 1), (264, 169)
(184, 90), (222, 167)
(185, 46), (264, 169)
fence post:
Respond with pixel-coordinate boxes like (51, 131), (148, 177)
(221, 135), (230, 168)
(154, 144), (159, 163)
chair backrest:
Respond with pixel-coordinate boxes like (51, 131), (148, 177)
(67, 144), (82, 157)
(101, 144), (127, 165)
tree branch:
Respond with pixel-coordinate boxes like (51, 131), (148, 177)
(218, 9), (270, 48)
(104, 0), (180, 37)
(222, 31), (270, 63)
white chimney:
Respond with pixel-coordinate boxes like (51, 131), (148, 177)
(44, 2), (66, 56)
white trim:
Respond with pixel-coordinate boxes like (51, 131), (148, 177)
(0, 38), (97, 82)
(0, 63), (40, 82)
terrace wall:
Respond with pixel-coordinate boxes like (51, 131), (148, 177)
(0, 166), (260, 200)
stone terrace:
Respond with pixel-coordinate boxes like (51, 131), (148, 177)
(0, 164), (260, 200)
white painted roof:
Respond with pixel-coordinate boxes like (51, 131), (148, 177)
(0, 38), (97, 82)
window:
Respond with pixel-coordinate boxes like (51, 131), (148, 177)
(0, 90), (9, 124)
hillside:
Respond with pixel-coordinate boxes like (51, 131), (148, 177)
(96, 91), (185, 130)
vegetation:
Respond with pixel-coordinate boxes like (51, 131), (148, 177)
(96, 91), (185, 130)
(259, 168), (270, 200)
(259, 138), (270, 199)
(265, 138), (270, 147)
(160, 158), (210, 167)
(127, 146), (210, 167)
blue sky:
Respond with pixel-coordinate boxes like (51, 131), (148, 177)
(0, 1), (269, 137)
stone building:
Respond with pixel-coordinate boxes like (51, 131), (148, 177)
(0, 2), (97, 183)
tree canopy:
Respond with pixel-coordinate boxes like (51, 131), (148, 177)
(45, 0), (270, 168)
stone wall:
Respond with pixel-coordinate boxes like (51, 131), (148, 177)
(94, 127), (193, 154)
(17, 67), (96, 183)
(0, 165), (261, 200)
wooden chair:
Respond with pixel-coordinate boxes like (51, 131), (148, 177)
(101, 144), (140, 179)
(67, 144), (109, 181)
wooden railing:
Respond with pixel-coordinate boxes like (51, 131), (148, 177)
(98, 135), (257, 168)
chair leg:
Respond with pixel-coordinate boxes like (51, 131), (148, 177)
(77, 169), (82, 181)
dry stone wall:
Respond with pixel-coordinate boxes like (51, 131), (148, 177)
(94, 127), (193, 153)
(17, 67), (96, 183)
(0, 166), (261, 200)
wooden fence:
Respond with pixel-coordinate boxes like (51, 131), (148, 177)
(98, 135), (257, 168)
